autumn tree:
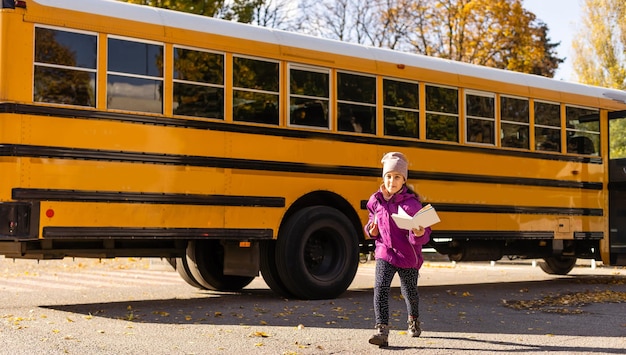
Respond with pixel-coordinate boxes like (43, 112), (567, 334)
(572, 0), (626, 88)
(375, 0), (562, 76)
(572, 0), (626, 158)
(121, 0), (562, 76)
(297, 0), (562, 77)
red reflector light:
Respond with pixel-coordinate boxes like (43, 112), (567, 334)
(45, 209), (54, 218)
(15, 1), (26, 8)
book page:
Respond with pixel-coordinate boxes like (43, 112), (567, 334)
(413, 205), (440, 228)
(391, 204), (440, 230)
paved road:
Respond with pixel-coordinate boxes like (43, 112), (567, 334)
(1, 256), (625, 354)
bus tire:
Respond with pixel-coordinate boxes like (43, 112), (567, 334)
(275, 206), (359, 300)
(260, 240), (295, 298)
(538, 256), (577, 275)
(174, 256), (206, 290)
(185, 240), (255, 291)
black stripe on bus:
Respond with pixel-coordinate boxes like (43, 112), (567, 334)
(42, 227), (273, 239)
(12, 188), (285, 207)
(0, 144), (603, 190)
(431, 230), (555, 239)
(0, 103), (601, 164)
(359, 201), (603, 217)
(430, 230), (603, 240)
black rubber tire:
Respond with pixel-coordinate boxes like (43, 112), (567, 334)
(260, 240), (295, 298)
(538, 256), (577, 275)
(185, 240), (255, 291)
(274, 206), (359, 300)
(174, 256), (206, 290)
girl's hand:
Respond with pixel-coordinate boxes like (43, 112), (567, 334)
(412, 226), (425, 237)
(368, 219), (379, 237)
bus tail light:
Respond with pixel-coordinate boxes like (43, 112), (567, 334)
(0, 202), (32, 237)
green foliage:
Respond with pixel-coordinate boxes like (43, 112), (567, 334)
(224, 0), (264, 22)
(610, 119), (626, 159)
(573, 0), (626, 158)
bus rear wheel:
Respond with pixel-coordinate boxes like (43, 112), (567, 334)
(173, 256), (206, 290)
(273, 206), (359, 300)
(185, 240), (255, 291)
(538, 256), (577, 275)
(260, 240), (295, 298)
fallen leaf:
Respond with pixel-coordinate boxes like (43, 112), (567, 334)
(249, 331), (270, 338)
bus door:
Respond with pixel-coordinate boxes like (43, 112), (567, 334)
(608, 110), (626, 265)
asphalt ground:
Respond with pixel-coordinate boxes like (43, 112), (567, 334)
(1, 254), (625, 354)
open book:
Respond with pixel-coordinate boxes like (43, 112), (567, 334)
(391, 204), (440, 230)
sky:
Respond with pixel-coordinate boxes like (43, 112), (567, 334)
(523, 0), (582, 82)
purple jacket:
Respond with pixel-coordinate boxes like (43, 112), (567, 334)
(365, 185), (431, 270)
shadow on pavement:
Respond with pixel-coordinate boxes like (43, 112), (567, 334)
(43, 273), (626, 338)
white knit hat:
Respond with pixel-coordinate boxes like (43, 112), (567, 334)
(381, 152), (408, 180)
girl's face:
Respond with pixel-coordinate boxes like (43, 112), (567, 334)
(383, 171), (405, 195)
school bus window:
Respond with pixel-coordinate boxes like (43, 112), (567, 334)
(425, 85), (459, 142)
(566, 106), (599, 155)
(383, 78), (419, 138)
(466, 91), (495, 145)
(337, 72), (376, 134)
(173, 47), (224, 119)
(289, 66), (330, 128)
(500, 96), (529, 149)
(107, 37), (163, 114)
(34, 27), (97, 107)
(232, 56), (279, 125)
(535, 101), (561, 152)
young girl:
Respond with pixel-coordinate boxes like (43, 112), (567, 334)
(364, 151), (431, 347)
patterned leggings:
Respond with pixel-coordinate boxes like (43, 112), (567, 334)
(373, 258), (420, 325)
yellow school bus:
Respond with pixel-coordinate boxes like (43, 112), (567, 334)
(1, 0), (626, 299)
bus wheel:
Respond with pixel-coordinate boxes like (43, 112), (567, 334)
(185, 240), (255, 291)
(260, 240), (295, 298)
(538, 256), (577, 275)
(275, 206), (359, 300)
(174, 257), (206, 290)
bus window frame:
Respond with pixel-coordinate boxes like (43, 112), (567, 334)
(106, 34), (165, 114)
(231, 54), (281, 126)
(424, 83), (460, 143)
(565, 104), (600, 156)
(336, 70), (377, 135)
(499, 94), (530, 150)
(33, 25), (99, 108)
(382, 76), (420, 139)
(287, 63), (331, 130)
(465, 89), (496, 146)
(534, 99), (562, 153)
(172, 44), (226, 121)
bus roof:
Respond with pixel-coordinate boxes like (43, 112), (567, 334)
(33, 0), (626, 104)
